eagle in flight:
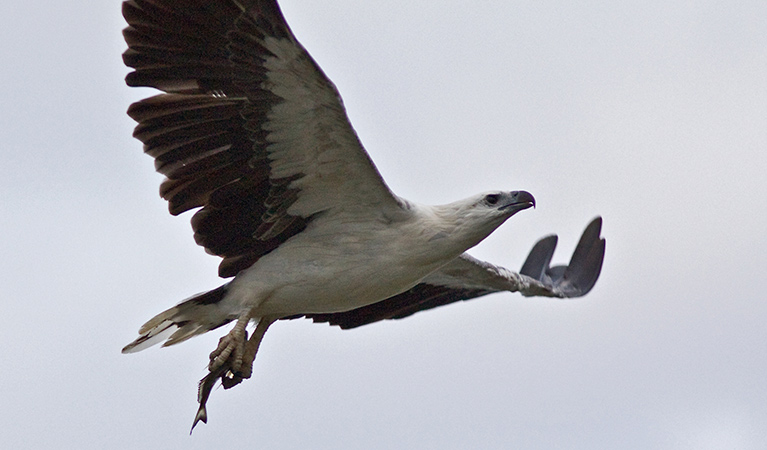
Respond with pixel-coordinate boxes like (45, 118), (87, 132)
(120, 0), (606, 431)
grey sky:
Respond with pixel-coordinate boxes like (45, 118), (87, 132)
(1, 0), (765, 448)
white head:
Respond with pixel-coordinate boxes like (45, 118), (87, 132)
(431, 190), (535, 251)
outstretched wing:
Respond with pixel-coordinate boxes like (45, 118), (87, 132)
(303, 218), (605, 329)
(123, 0), (401, 277)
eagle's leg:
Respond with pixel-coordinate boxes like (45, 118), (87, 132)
(225, 316), (276, 384)
(208, 311), (252, 374)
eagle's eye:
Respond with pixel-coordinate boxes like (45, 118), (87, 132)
(485, 194), (500, 205)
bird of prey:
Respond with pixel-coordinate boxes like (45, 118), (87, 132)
(120, 0), (606, 431)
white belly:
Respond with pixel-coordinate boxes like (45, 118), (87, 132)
(220, 215), (463, 317)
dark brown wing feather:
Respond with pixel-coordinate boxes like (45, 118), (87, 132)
(124, 0), (306, 277)
(304, 284), (493, 330)
(123, 0), (290, 94)
(125, 0), (400, 277)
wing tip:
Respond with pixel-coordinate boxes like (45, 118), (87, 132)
(565, 216), (606, 296)
(520, 234), (558, 279)
(520, 216), (606, 298)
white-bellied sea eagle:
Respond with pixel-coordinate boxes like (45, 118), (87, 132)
(120, 0), (606, 431)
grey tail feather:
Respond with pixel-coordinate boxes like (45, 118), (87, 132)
(122, 284), (232, 354)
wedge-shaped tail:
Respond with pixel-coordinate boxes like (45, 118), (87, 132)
(122, 284), (233, 353)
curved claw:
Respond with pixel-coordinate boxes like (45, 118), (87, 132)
(520, 217), (605, 298)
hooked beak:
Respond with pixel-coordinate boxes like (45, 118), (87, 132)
(500, 190), (536, 213)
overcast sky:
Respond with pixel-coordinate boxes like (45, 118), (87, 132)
(1, 0), (765, 448)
